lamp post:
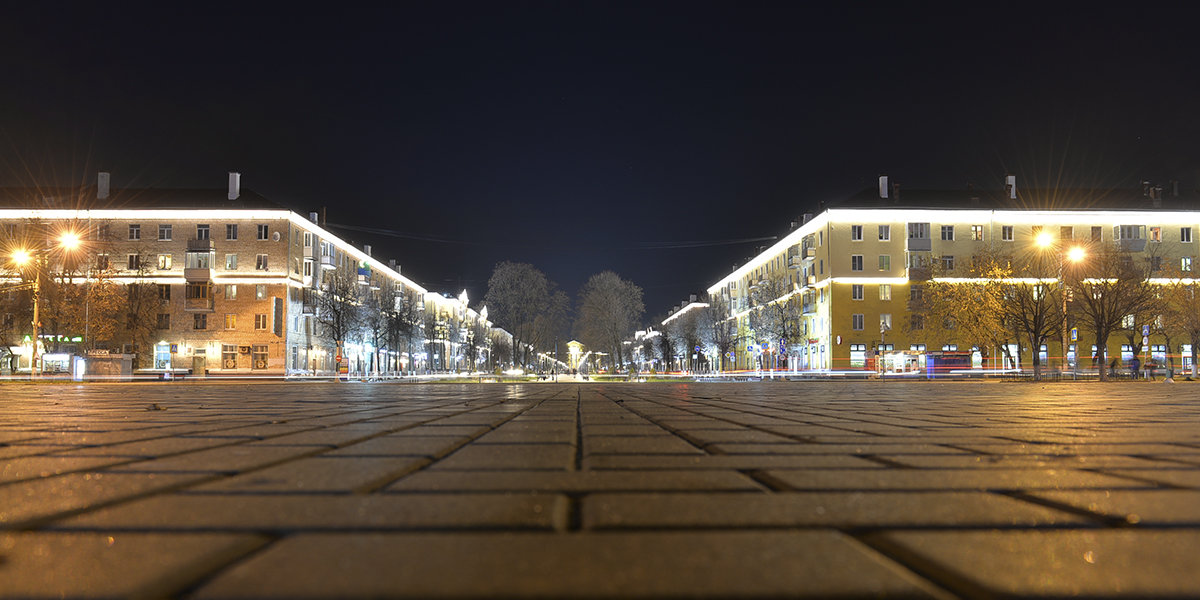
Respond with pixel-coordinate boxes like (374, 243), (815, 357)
(10, 231), (81, 378)
(1035, 232), (1085, 375)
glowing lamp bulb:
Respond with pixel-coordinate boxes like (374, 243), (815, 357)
(1067, 246), (1086, 263)
(11, 249), (30, 266)
(59, 232), (80, 250)
(1035, 231), (1054, 247)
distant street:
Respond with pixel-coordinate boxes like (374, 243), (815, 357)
(1, 381), (1199, 597)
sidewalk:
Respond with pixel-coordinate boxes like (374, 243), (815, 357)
(1, 382), (1198, 597)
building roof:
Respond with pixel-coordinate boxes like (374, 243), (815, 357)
(0, 186), (287, 211)
(828, 185), (1200, 212)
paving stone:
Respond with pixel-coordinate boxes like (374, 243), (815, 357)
(106, 444), (322, 473)
(191, 456), (429, 493)
(0, 455), (132, 483)
(1094, 468), (1200, 489)
(708, 442), (971, 455)
(194, 531), (942, 598)
(1024, 489), (1200, 525)
(324, 435), (469, 457)
(582, 454), (882, 470)
(584, 491), (1090, 529)
(54, 493), (567, 532)
(874, 530), (1200, 597)
(0, 531), (266, 598)
(584, 436), (702, 455)
(0, 471), (209, 527)
(431, 443), (575, 470)
(387, 469), (763, 493)
(49, 435), (243, 457)
(475, 425), (576, 444)
(877, 454), (1173, 469)
(760, 468), (1148, 491)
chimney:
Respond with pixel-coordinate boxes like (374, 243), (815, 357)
(364, 244), (372, 256)
(1142, 181), (1151, 197)
(1172, 180), (1181, 197)
(389, 259), (397, 271)
(1152, 186), (1163, 208)
(97, 172), (110, 200)
(802, 212), (813, 224)
(879, 176), (889, 199)
(689, 294), (697, 303)
(228, 172), (241, 200)
(891, 183), (900, 202)
(309, 211), (319, 224)
(1005, 175), (1017, 200)
(789, 221), (798, 230)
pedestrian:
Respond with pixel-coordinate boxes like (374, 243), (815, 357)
(1130, 356), (1140, 380)
(1110, 358), (1119, 378)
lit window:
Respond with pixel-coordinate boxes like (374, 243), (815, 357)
(880, 313), (892, 330)
(225, 314), (237, 330)
(225, 284), (237, 300)
(971, 225), (984, 241)
(256, 284), (267, 300)
(1183, 257), (1193, 272)
(157, 254), (172, 270)
(878, 255), (890, 271)
(879, 284), (891, 301)
(1150, 227), (1162, 242)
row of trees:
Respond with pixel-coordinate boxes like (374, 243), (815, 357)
(483, 262), (645, 371)
(1, 249), (162, 370)
(919, 243), (1196, 381)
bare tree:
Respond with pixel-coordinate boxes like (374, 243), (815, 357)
(747, 274), (801, 369)
(1068, 243), (1158, 381)
(702, 296), (739, 372)
(485, 262), (552, 368)
(316, 268), (363, 355)
(576, 271), (644, 369)
(1162, 274), (1200, 378)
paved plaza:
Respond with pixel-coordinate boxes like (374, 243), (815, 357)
(1, 381), (1199, 597)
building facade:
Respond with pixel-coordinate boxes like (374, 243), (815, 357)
(0, 174), (504, 376)
(706, 181), (1200, 374)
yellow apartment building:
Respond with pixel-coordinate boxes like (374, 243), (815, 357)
(707, 180), (1200, 374)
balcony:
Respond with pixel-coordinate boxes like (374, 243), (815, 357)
(789, 256), (804, 269)
(185, 296), (214, 312)
(301, 289), (317, 314)
(320, 254), (336, 270)
(804, 246), (816, 259)
(907, 237), (932, 252)
(303, 244), (316, 259)
(908, 266), (932, 281)
(184, 247), (215, 281)
(186, 238), (214, 252)
(806, 275), (816, 286)
(802, 300), (817, 314)
(1118, 238), (1146, 252)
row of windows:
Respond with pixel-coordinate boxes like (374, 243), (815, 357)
(850, 313), (893, 331)
(850, 224), (1197, 243)
(157, 313), (272, 330)
(122, 223), (271, 241)
(159, 283), (271, 301)
(99, 253), (271, 271)
(849, 253), (1196, 273)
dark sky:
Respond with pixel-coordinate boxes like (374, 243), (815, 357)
(3, 2), (1199, 320)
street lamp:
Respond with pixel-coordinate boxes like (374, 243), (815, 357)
(1036, 234), (1085, 374)
(8, 228), (83, 378)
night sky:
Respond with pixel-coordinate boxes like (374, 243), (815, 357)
(3, 2), (1199, 319)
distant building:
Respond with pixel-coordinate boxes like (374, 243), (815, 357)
(704, 177), (1200, 374)
(0, 173), (504, 376)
